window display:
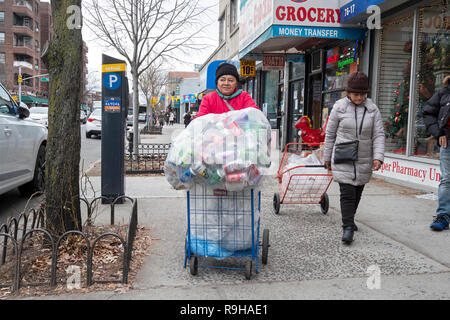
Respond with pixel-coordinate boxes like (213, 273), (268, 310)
(378, 12), (414, 155)
(323, 42), (358, 112)
(324, 44), (357, 92)
(413, 2), (449, 159)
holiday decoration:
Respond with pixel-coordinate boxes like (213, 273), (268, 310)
(295, 115), (329, 147)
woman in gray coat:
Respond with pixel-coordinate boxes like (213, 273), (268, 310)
(324, 72), (385, 245)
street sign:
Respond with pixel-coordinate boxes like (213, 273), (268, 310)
(240, 60), (256, 77)
(41, 77), (49, 82)
(263, 55), (286, 71)
(103, 72), (121, 90)
(101, 56), (128, 204)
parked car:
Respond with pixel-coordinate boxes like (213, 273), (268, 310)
(85, 108), (102, 138)
(138, 113), (147, 123)
(29, 106), (49, 128)
(80, 110), (87, 124)
(0, 83), (47, 196)
(127, 109), (133, 126)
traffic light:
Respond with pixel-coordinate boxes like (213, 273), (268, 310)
(18, 75), (22, 84)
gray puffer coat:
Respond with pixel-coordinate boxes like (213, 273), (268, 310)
(324, 97), (385, 186)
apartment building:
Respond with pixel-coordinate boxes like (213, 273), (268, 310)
(0, 0), (47, 100)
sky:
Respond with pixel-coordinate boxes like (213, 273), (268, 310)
(80, 0), (220, 89)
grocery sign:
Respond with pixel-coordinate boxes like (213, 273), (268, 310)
(274, 0), (343, 27)
(239, 0), (365, 59)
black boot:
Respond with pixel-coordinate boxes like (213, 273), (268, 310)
(342, 226), (354, 245)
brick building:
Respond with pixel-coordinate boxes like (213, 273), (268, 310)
(0, 0), (50, 101)
(166, 71), (200, 122)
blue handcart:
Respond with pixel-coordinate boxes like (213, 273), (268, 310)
(184, 184), (269, 280)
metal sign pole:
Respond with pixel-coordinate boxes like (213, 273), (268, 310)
(18, 66), (22, 104)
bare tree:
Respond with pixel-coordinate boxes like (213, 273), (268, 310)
(81, 71), (100, 105)
(139, 62), (167, 126)
(84, 0), (212, 154)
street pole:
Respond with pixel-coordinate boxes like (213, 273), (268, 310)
(18, 66), (22, 104)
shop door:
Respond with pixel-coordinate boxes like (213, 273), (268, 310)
(277, 84), (284, 148)
(287, 80), (305, 143)
(308, 73), (323, 130)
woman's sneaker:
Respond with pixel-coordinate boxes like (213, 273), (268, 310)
(430, 214), (450, 231)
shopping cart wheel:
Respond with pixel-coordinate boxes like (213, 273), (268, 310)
(273, 193), (281, 215)
(320, 193), (329, 215)
(190, 256), (198, 276)
(245, 260), (252, 280)
(262, 229), (269, 265)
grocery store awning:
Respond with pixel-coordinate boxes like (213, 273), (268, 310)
(239, 0), (366, 59)
(21, 95), (48, 105)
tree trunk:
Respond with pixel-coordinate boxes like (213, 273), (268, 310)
(132, 69), (139, 155)
(45, 0), (82, 236)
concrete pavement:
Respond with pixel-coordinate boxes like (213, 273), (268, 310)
(17, 123), (450, 300)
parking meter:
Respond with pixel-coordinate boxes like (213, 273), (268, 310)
(101, 54), (128, 204)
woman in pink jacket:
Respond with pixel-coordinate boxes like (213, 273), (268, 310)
(197, 63), (259, 117)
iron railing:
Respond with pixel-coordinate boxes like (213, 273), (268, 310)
(125, 143), (170, 174)
(0, 196), (138, 293)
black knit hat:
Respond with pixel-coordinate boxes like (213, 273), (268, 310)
(215, 62), (240, 84)
(346, 72), (369, 93)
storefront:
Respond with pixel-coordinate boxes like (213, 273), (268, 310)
(344, 0), (449, 191)
(239, 0), (366, 148)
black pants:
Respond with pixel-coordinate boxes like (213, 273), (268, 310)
(339, 183), (365, 229)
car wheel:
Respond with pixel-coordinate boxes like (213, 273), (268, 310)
(18, 144), (46, 197)
(86, 132), (91, 138)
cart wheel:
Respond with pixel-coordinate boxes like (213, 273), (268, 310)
(245, 260), (252, 280)
(273, 193), (281, 215)
(262, 229), (269, 265)
(320, 193), (329, 215)
(190, 256), (198, 276)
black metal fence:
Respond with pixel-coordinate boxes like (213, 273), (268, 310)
(0, 196), (138, 293)
(125, 143), (171, 174)
(140, 124), (163, 135)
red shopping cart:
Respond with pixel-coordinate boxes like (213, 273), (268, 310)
(273, 143), (333, 215)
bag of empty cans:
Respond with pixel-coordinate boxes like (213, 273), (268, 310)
(165, 107), (271, 191)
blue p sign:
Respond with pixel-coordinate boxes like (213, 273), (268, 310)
(104, 72), (121, 90)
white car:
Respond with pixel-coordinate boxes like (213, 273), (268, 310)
(86, 108), (102, 138)
(0, 83), (47, 196)
(29, 106), (49, 127)
(138, 113), (146, 123)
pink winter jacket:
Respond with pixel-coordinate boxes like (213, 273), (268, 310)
(196, 90), (259, 117)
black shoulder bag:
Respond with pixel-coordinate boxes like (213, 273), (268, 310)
(334, 106), (367, 165)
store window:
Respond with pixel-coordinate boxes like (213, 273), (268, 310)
(263, 70), (279, 129)
(219, 13), (226, 44)
(324, 42), (358, 110)
(413, 1), (450, 159)
(246, 78), (254, 98)
(323, 42), (358, 121)
(291, 61), (305, 80)
(378, 12), (414, 155)
(230, 0), (239, 32)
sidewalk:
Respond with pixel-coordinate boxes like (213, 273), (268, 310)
(20, 124), (450, 300)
